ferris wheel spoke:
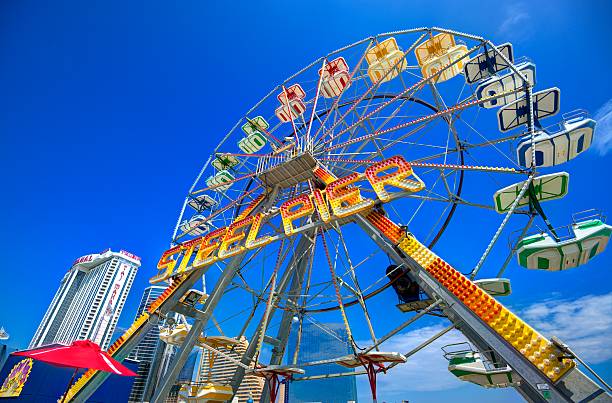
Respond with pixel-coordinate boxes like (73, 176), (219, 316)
(375, 135), (448, 150)
(409, 130), (526, 164)
(333, 223), (380, 349)
(320, 85), (523, 155)
(318, 120), (437, 175)
(314, 33), (429, 146)
(405, 171), (447, 226)
(305, 58), (328, 149)
(316, 42), (484, 150)
(439, 170), (460, 201)
(310, 39), (376, 145)
(457, 114), (522, 168)
(324, 112), (380, 164)
(315, 96), (441, 175)
(370, 96), (418, 135)
(317, 80), (426, 149)
(423, 201), (454, 244)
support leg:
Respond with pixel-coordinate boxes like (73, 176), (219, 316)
(151, 253), (247, 403)
(231, 234), (314, 401)
(267, 374), (280, 403)
(364, 361), (378, 403)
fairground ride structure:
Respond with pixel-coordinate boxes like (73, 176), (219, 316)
(62, 27), (611, 403)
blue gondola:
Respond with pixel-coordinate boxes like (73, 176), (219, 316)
(464, 43), (514, 84)
(497, 87), (561, 132)
(517, 111), (596, 167)
(476, 61), (536, 109)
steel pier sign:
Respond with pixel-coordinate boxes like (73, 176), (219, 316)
(151, 156), (424, 284)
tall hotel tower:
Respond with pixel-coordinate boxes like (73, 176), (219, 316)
(29, 249), (140, 350)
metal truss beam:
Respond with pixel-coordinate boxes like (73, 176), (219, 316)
(354, 215), (609, 403)
(228, 233), (315, 401)
(150, 251), (250, 403)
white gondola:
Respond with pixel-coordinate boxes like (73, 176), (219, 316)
(275, 84), (306, 123)
(238, 131), (267, 154)
(187, 194), (218, 212)
(365, 37), (406, 84)
(275, 102), (306, 123)
(319, 57), (351, 98)
(464, 43), (514, 84)
(443, 343), (516, 388)
(333, 351), (407, 368)
(179, 214), (208, 236)
(517, 218), (612, 271)
(415, 33), (468, 83)
(476, 61), (536, 108)
(211, 154), (239, 171)
(498, 87), (560, 132)
(206, 170), (235, 191)
(493, 172), (569, 213)
(517, 112), (596, 167)
(241, 116), (269, 136)
(474, 278), (511, 296)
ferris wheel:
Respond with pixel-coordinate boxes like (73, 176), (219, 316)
(62, 27), (611, 403)
(162, 27), (610, 402)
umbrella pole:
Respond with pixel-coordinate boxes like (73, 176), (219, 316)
(60, 367), (79, 403)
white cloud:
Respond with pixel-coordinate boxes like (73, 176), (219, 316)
(498, 3), (531, 39)
(356, 324), (470, 400)
(353, 292), (612, 400)
(593, 99), (612, 156)
(520, 292), (612, 364)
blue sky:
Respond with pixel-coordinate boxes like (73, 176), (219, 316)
(1, 1), (611, 402)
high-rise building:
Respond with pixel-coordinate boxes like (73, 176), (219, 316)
(29, 249), (140, 350)
(198, 336), (264, 402)
(127, 286), (165, 403)
(142, 339), (177, 401)
(287, 321), (357, 403)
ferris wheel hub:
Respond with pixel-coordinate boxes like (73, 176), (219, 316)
(257, 151), (318, 188)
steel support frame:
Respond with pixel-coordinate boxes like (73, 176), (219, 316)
(294, 324), (455, 382)
(259, 235), (314, 402)
(227, 233), (315, 402)
(354, 215), (608, 403)
(151, 189), (283, 402)
(268, 238), (313, 366)
(150, 252), (250, 403)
